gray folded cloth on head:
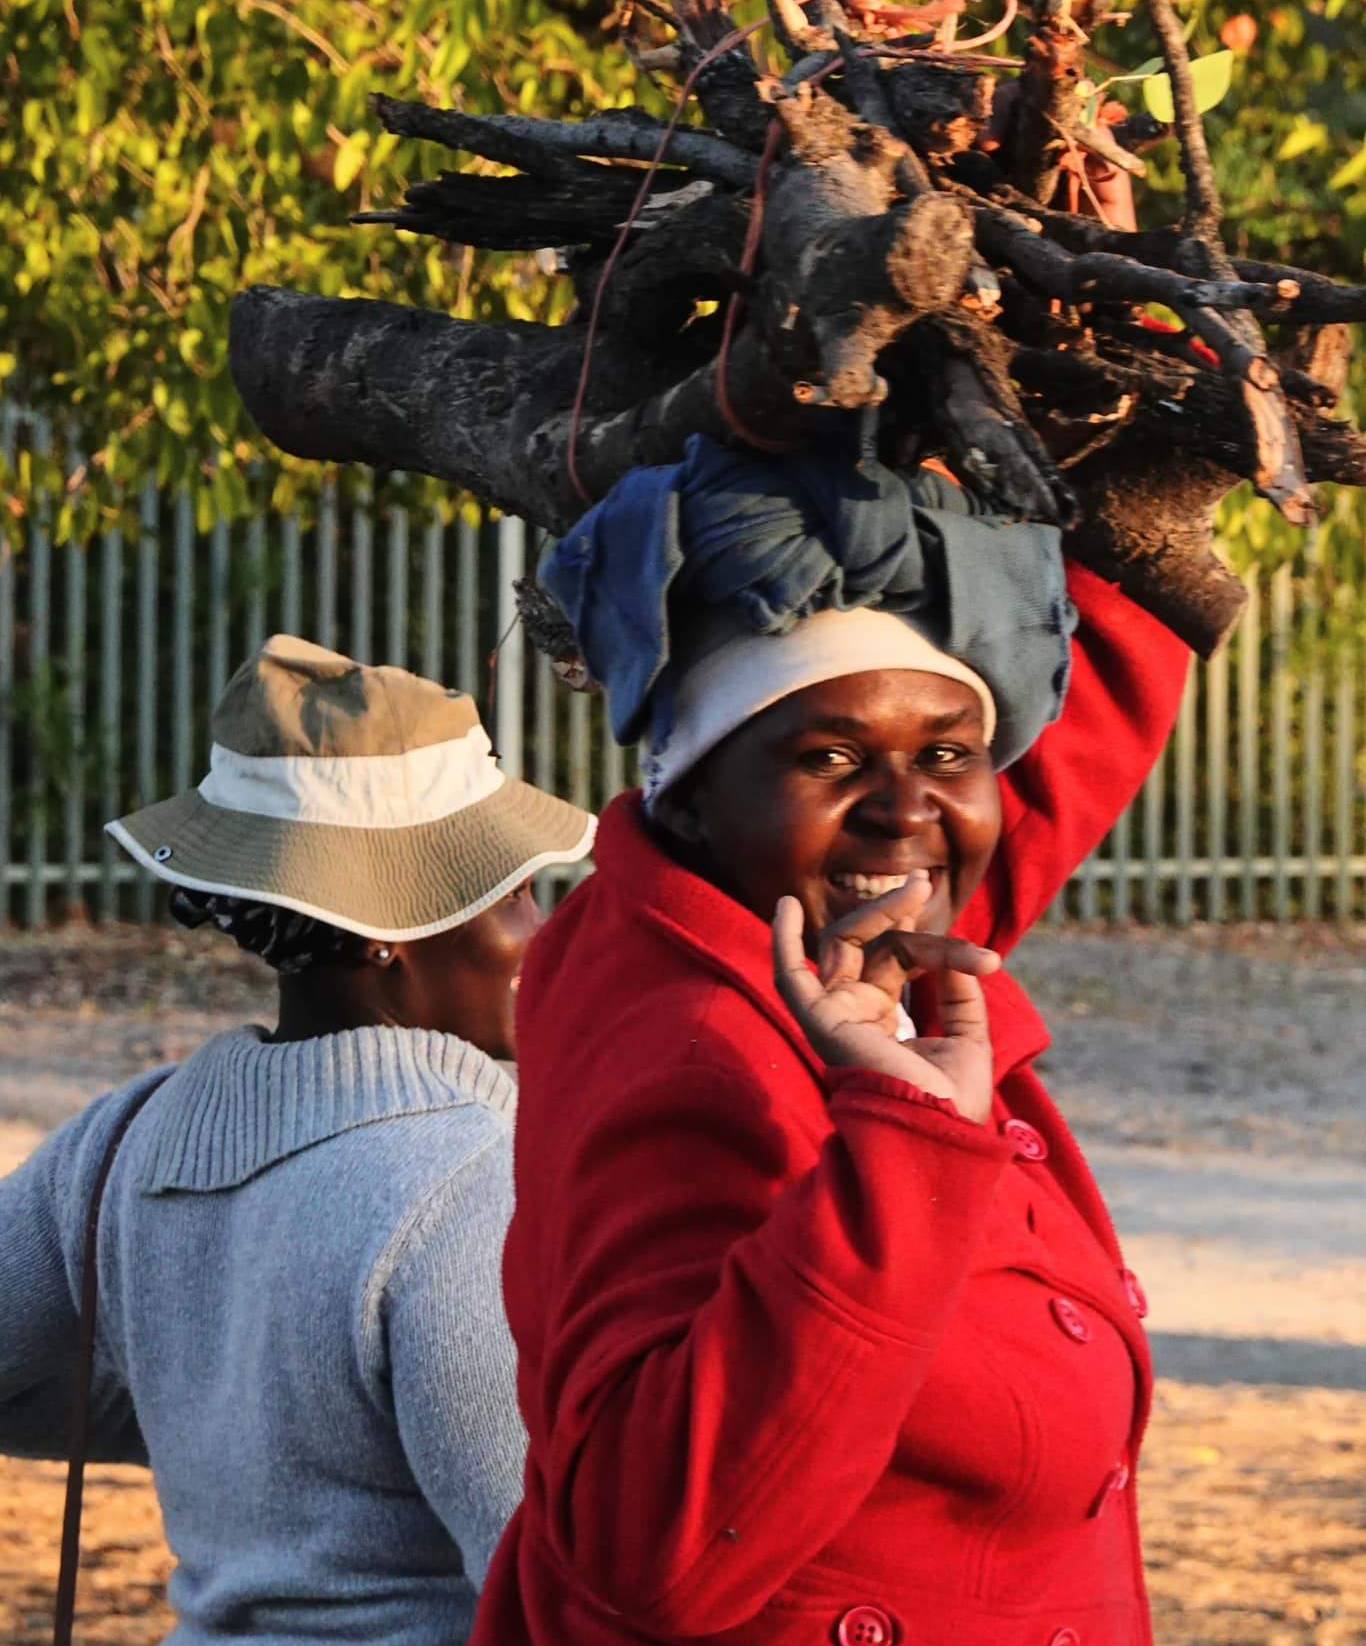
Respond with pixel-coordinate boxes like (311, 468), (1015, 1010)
(539, 430), (1076, 770)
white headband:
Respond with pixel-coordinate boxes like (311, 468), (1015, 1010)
(643, 606), (996, 808)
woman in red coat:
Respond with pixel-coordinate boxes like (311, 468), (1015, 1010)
(474, 439), (1186, 1646)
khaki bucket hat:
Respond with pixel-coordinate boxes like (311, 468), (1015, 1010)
(106, 635), (596, 940)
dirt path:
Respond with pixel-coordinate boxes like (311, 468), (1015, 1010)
(2, 923), (1363, 1643)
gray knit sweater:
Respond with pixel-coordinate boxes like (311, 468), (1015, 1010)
(0, 1025), (528, 1644)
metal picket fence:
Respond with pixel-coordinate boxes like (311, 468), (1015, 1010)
(1, 409), (1363, 927)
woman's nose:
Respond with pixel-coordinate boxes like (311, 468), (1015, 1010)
(861, 767), (939, 833)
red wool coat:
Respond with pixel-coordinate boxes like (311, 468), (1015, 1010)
(475, 566), (1188, 1646)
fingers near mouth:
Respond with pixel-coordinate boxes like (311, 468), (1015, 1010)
(877, 932), (1001, 976)
(825, 867), (940, 922)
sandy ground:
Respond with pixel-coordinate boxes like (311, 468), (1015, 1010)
(1, 922), (1363, 1644)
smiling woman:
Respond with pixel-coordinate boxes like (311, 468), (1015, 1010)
(474, 433), (1190, 1646)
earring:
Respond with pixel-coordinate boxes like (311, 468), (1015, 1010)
(375, 946), (392, 962)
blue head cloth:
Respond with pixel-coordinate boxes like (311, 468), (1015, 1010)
(539, 432), (1076, 770)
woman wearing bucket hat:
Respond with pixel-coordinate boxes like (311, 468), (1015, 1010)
(0, 636), (594, 1643)
(472, 435), (1186, 1646)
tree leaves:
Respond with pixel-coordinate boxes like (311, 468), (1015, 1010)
(1142, 49), (1235, 125)
(0, 0), (640, 541)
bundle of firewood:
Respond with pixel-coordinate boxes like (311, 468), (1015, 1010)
(229, 0), (1366, 654)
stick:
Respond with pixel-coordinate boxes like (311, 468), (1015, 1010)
(371, 95), (759, 188)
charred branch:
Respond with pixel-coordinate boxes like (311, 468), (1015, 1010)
(1009, 2), (1087, 204)
(973, 207), (1301, 317)
(355, 166), (658, 250)
(884, 60), (993, 159)
(371, 94), (758, 188)
(1066, 437), (1247, 657)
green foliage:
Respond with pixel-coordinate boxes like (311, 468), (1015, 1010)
(0, 0), (641, 538)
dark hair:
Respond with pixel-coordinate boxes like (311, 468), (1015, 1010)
(168, 887), (369, 975)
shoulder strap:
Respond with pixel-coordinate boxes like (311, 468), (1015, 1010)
(53, 1074), (171, 1646)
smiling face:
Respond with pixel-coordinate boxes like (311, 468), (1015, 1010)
(670, 669), (1002, 943)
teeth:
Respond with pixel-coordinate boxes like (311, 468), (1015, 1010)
(831, 871), (919, 901)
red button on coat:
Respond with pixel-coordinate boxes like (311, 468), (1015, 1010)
(1049, 1630), (1081, 1646)
(1003, 1118), (1049, 1162)
(1049, 1296), (1091, 1342)
(1120, 1266), (1149, 1318)
(836, 1606), (894, 1646)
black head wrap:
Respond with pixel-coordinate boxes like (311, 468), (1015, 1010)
(169, 888), (367, 975)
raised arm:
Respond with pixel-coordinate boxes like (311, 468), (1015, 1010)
(526, 1049), (1011, 1636)
(959, 562), (1192, 955)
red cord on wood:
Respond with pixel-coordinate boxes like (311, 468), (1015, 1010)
(715, 115), (792, 454)
(566, 17), (772, 507)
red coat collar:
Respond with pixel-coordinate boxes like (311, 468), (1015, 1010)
(591, 794), (825, 1081)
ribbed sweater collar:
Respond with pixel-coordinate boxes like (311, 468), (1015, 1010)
(138, 1025), (517, 1194)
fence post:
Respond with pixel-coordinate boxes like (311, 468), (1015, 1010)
(495, 516), (525, 777)
(281, 512), (303, 639)
(209, 516), (230, 705)
(1141, 741), (1165, 923)
(352, 477), (373, 662)
(245, 509), (267, 657)
(1173, 668), (1196, 925)
(1205, 640), (1229, 922)
(422, 515), (443, 681)
(173, 491), (195, 794)
(26, 416), (52, 929)
(1238, 574), (1261, 920)
(0, 404), (17, 926)
(569, 690), (590, 813)
(64, 435), (87, 918)
(387, 493), (409, 668)
(456, 517), (479, 696)
(1271, 562), (1292, 921)
(1333, 595), (1357, 920)
(135, 478), (160, 922)
(99, 523), (123, 921)
(1303, 529), (1324, 920)
(317, 478), (338, 652)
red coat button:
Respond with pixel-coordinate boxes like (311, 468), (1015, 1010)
(1049, 1631), (1081, 1646)
(1049, 1296), (1091, 1342)
(1120, 1266), (1149, 1318)
(836, 1605), (895, 1646)
(1003, 1118), (1049, 1162)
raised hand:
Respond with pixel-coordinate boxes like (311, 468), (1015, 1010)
(772, 874), (1000, 1124)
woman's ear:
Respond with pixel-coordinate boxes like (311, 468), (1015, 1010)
(650, 786), (707, 845)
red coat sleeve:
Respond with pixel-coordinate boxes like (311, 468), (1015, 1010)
(534, 1058), (1011, 1635)
(958, 563), (1191, 956)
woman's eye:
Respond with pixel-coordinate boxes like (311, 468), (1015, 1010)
(921, 743), (975, 771)
(799, 747), (859, 775)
